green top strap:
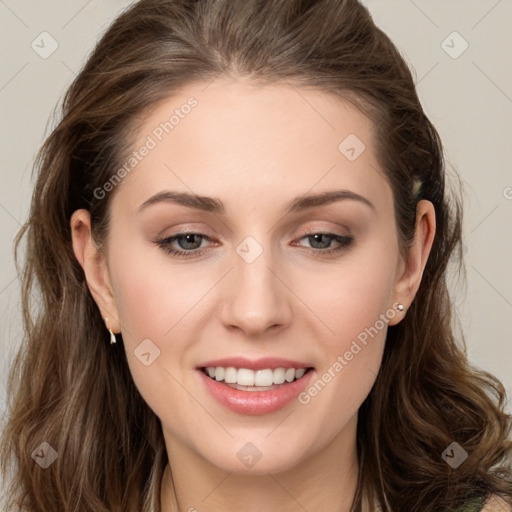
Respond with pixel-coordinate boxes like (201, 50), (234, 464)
(447, 496), (485, 512)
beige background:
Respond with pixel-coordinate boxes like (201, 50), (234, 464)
(1, 0), (511, 427)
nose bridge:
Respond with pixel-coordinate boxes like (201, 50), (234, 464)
(219, 234), (292, 335)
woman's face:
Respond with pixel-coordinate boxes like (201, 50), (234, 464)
(75, 77), (434, 475)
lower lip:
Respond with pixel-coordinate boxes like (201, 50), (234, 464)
(197, 368), (315, 415)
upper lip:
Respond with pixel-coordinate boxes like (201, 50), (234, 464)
(197, 356), (314, 371)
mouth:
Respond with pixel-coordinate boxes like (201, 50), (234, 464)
(200, 366), (315, 392)
(197, 362), (317, 415)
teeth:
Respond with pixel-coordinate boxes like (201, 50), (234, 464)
(205, 366), (309, 386)
(254, 369), (273, 386)
(214, 367), (225, 382)
(273, 368), (286, 384)
(295, 368), (306, 379)
(224, 367), (237, 384)
(285, 368), (295, 382)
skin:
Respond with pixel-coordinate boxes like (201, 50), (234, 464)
(71, 77), (436, 511)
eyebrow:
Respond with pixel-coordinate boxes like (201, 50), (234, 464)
(137, 189), (375, 214)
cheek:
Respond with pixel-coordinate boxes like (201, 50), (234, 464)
(107, 244), (222, 402)
(108, 250), (204, 422)
(109, 241), (207, 340)
(294, 238), (398, 420)
(296, 235), (398, 347)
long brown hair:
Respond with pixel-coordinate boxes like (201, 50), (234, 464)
(2, 0), (511, 510)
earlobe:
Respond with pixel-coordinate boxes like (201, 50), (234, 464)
(388, 199), (436, 325)
(70, 209), (121, 333)
(387, 301), (407, 327)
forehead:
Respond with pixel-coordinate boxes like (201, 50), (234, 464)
(113, 77), (391, 216)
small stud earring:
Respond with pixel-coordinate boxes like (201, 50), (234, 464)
(396, 303), (405, 312)
(105, 318), (117, 344)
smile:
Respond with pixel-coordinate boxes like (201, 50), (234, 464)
(198, 366), (316, 415)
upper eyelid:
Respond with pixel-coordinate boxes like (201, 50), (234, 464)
(161, 221), (351, 237)
(161, 229), (348, 240)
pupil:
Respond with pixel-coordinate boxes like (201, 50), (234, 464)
(180, 234), (201, 250)
(310, 234), (330, 249)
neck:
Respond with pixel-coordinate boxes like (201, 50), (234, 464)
(160, 416), (363, 512)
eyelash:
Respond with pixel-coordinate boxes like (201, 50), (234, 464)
(155, 231), (354, 259)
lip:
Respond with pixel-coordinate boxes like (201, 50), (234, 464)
(197, 367), (316, 415)
(196, 356), (313, 371)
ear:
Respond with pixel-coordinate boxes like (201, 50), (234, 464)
(388, 199), (436, 326)
(70, 209), (121, 333)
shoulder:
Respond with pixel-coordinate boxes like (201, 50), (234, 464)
(481, 495), (512, 512)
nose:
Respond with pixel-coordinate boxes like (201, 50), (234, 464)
(219, 243), (293, 337)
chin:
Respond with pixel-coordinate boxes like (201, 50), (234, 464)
(201, 439), (310, 475)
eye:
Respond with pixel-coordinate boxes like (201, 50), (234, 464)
(155, 233), (213, 259)
(155, 231), (354, 259)
(294, 232), (354, 255)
